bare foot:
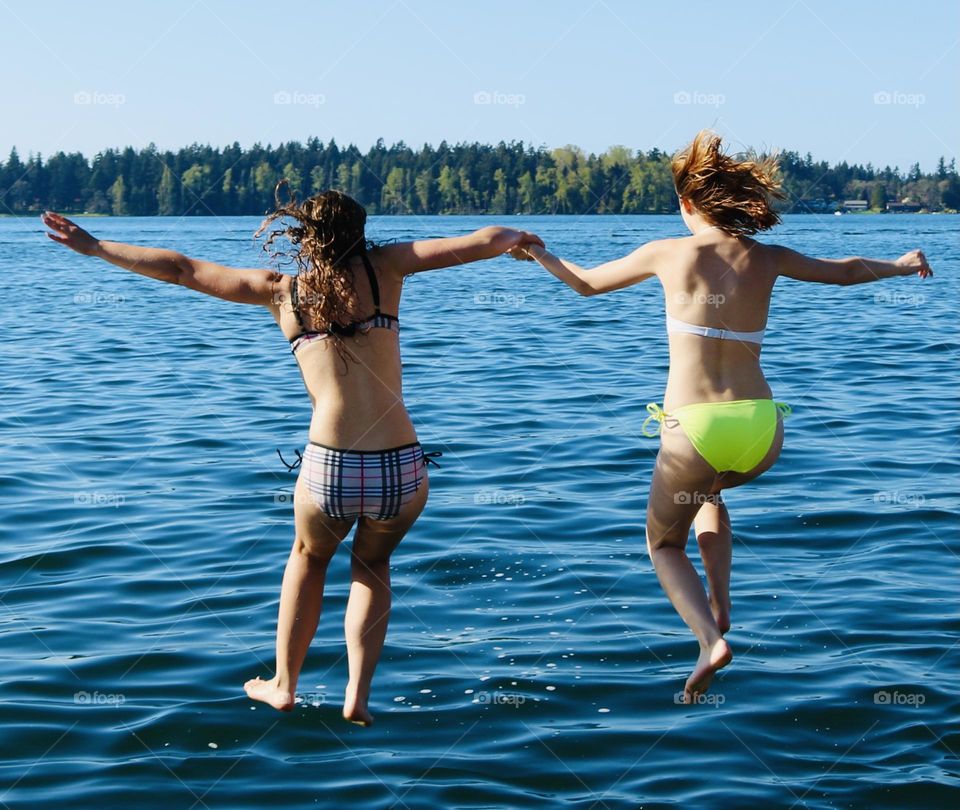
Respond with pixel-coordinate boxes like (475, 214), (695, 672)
(342, 682), (373, 727)
(683, 638), (732, 703)
(244, 676), (294, 712)
(710, 596), (731, 635)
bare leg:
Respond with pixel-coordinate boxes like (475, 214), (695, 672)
(646, 431), (731, 703)
(695, 498), (732, 634)
(646, 536), (725, 651)
(342, 555), (392, 726)
(647, 533), (732, 702)
(646, 416), (785, 702)
(342, 477), (429, 726)
(245, 477), (353, 711)
(243, 540), (337, 710)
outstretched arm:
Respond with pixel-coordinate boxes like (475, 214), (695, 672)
(517, 240), (668, 296)
(378, 226), (544, 275)
(773, 244), (933, 285)
(42, 211), (282, 305)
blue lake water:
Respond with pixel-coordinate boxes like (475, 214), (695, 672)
(1, 213), (958, 808)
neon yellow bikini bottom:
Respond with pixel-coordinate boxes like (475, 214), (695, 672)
(642, 399), (792, 474)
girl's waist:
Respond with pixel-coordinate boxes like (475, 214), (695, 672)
(662, 378), (772, 412)
(306, 406), (417, 452)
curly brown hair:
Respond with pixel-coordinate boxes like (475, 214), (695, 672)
(255, 183), (375, 351)
(671, 130), (785, 235)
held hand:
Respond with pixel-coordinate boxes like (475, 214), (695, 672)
(41, 211), (99, 256)
(489, 227), (544, 256)
(508, 241), (546, 262)
(895, 249), (933, 279)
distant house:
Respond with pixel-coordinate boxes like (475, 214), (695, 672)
(841, 200), (869, 212)
(793, 198), (832, 213)
(886, 201), (922, 213)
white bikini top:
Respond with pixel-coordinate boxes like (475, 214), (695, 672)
(666, 314), (765, 346)
(664, 225), (765, 345)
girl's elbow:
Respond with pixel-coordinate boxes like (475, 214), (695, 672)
(171, 253), (194, 286)
(841, 259), (870, 285)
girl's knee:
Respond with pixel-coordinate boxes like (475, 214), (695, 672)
(645, 522), (688, 553)
(351, 547), (392, 569)
(648, 535), (685, 554)
(294, 535), (338, 564)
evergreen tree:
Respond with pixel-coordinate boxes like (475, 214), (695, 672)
(381, 167), (406, 213)
(109, 174), (128, 216)
(157, 165), (177, 215)
(0, 138), (953, 216)
(413, 168), (435, 213)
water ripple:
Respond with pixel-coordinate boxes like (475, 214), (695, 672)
(1, 215), (957, 808)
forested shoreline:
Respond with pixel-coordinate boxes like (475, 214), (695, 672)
(2, 138), (958, 216)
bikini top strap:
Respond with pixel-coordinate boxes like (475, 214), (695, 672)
(290, 275), (305, 329)
(359, 253), (381, 315)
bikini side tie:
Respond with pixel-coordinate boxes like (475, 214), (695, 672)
(643, 401), (791, 439)
(276, 447), (303, 472)
(642, 403), (675, 437)
(278, 446), (442, 472)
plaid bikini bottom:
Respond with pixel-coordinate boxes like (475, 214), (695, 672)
(299, 441), (428, 521)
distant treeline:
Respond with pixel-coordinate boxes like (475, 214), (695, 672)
(2, 138), (958, 216)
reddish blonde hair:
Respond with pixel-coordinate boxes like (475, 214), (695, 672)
(671, 130), (784, 235)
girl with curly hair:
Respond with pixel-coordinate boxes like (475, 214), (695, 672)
(43, 193), (541, 725)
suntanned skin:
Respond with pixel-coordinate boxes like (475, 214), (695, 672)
(42, 210), (543, 725)
(515, 198), (932, 703)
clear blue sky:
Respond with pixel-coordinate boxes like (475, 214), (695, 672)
(3, 0), (957, 171)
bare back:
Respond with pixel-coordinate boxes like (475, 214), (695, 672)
(268, 247), (416, 449)
(657, 234), (778, 409)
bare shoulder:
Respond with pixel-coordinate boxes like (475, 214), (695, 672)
(272, 271), (295, 300)
(645, 236), (694, 276)
(643, 237), (680, 254)
(628, 237), (679, 268)
(762, 242), (793, 261)
(761, 242), (809, 275)
(368, 242), (409, 277)
(263, 272), (293, 320)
